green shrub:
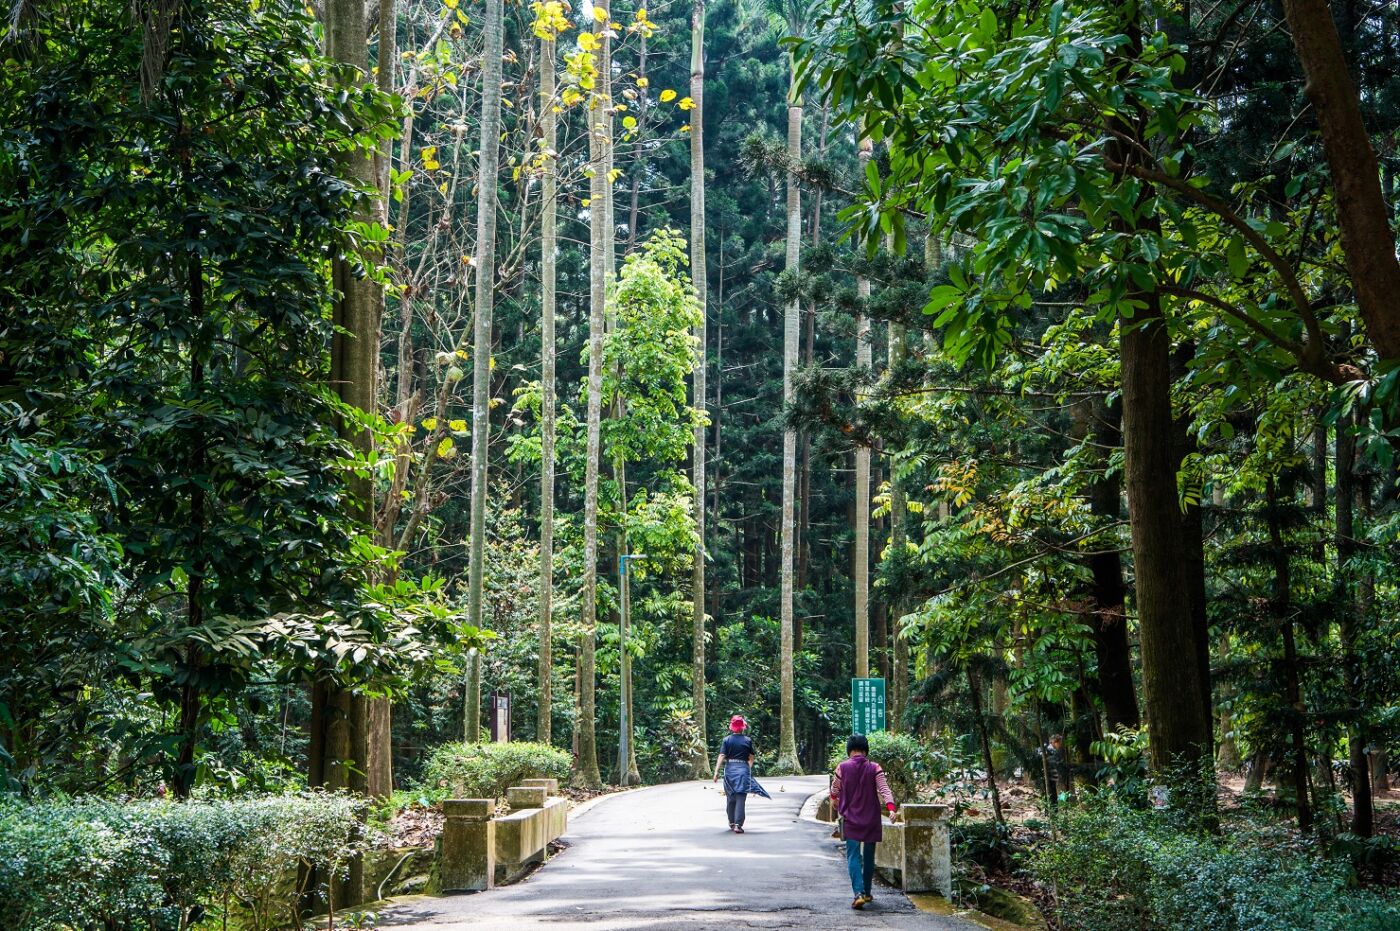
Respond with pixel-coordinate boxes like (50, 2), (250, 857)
(420, 741), (571, 801)
(0, 792), (368, 931)
(825, 731), (938, 802)
(1032, 801), (1400, 931)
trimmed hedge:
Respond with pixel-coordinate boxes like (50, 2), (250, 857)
(0, 792), (368, 931)
(420, 741), (571, 801)
(1032, 801), (1400, 931)
(826, 730), (938, 802)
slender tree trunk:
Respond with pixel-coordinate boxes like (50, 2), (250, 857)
(575, 14), (609, 787)
(1267, 476), (1312, 832)
(1076, 396), (1140, 732)
(775, 59), (803, 774)
(537, 34), (558, 746)
(688, 0), (710, 778)
(364, 0), (398, 802)
(852, 134), (872, 681)
(969, 669), (1005, 824)
(463, 0), (505, 743)
(1336, 409), (1374, 835)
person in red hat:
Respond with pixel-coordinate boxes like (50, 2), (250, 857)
(712, 714), (770, 832)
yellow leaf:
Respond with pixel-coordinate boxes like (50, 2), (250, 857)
(592, 5), (608, 21)
(659, 89), (677, 103)
(578, 31), (599, 51)
(636, 76), (649, 88)
(622, 115), (637, 129)
(449, 419), (468, 433)
(562, 87), (583, 105)
(461, 255), (474, 265)
(608, 167), (623, 182)
(678, 96), (695, 110)
(439, 181), (448, 192)
(422, 417), (439, 431)
(582, 197), (591, 207)
(680, 124), (691, 133)
(437, 437), (456, 458)
(444, 0), (457, 7)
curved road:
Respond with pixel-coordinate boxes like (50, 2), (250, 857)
(377, 776), (979, 931)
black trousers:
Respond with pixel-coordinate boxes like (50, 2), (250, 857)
(726, 791), (747, 826)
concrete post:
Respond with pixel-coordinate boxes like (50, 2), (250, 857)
(506, 785), (548, 811)
(898, 803), (951, 898)
(520, 777), (560, 794)
(440, 799), (495, 892)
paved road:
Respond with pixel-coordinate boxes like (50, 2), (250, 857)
(376, 776), (978, 931)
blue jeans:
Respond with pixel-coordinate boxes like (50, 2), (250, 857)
(845, 839), (877, 897)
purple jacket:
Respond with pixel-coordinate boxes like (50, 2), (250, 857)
(833, 755), (895, 843)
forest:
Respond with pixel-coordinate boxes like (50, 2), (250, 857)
(4, 0), (1400, 928)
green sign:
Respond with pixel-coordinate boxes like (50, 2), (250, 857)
(851, 677), (886, 734)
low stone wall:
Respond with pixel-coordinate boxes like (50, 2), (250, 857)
(810, 790), (952, 899)
(438, 782), (569, 892)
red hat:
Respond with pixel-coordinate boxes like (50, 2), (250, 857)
(730, 715), (747, 732)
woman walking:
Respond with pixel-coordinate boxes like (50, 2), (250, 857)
(713, 714), (770, 832)
(830, 733), (898, 909)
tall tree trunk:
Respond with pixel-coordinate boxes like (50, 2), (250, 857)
(852, 134), (872, 681)
(1111, 0), (1212, 781)
(688, 0), (710, 778)
(575, 13), (609, 787)
(1336, 409), (1374, 835)
(1267, 477), (1312, 832)
(537, 33), (558, 746)
(313, 0), (383, 903)
(463, 0), (505, 743)
(775, 56), (802, 774)
(1077, 396), (1140, 732)
(1121, 295), (1212, 775)
(1282, 0), (1400, 360)
(364, 0), (398, 804)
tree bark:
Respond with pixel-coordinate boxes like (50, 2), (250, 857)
(1076, 396), (1141, 732)
(575, 12), (609, 787)
(1336, 408), (1373, 835)
(315, 11), (382, 903)
(537, 33), (558, 747)
(1121, 295), (1212, 774)
(688, 0), (710, 779)
(464, 0), (505, 743)
(1282, 0), (1400, 361)
(1111, 0), (1212, 780)
(775, 61), (802, 774)
(1267, 476), (1312, 832)
(852, 134), (872, 681)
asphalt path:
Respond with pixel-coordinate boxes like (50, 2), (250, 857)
(376, 776), (979, 931)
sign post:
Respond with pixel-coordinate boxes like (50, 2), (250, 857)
(851, 677), (886, 735)
(489, 691), (511, 743)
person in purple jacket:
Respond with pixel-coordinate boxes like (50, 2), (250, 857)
(829, 733), (898, 909)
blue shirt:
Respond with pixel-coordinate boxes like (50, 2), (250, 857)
(721, 733), (755, 762)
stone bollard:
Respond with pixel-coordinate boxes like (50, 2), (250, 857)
(520, 777), (560, 794)
(506, 785), (548, 811)
(899, 803), (952, 898)
(440, 799), (495, 892)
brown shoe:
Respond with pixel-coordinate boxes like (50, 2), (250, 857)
(851, 897), (865, 910)
(858, 894), (873, 907)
